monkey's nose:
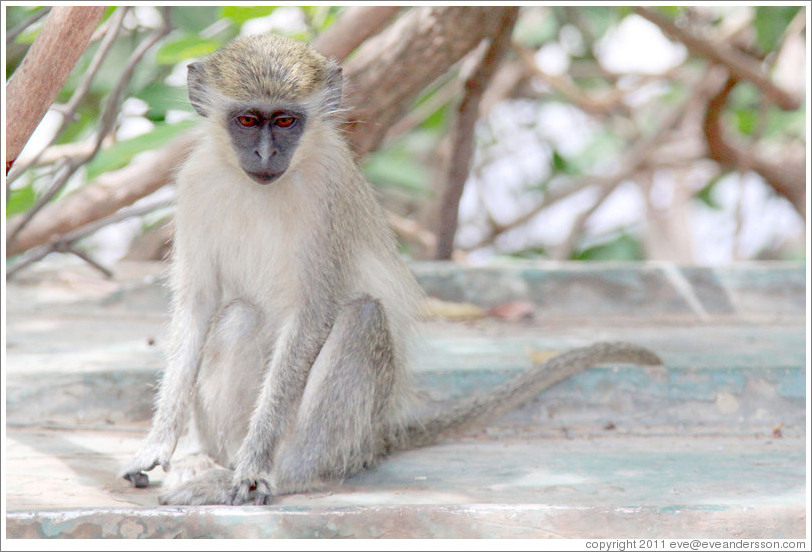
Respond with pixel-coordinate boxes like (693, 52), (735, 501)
(254, 148), (277, 160)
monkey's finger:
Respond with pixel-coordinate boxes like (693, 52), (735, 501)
(227, 480), (253, 505)
(254, 480), (273, 505)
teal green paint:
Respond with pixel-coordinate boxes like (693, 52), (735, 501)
(778, 369), (806, 398)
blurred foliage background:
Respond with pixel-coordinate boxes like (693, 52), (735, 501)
(4, 5), (807, 277)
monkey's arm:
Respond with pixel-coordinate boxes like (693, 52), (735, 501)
(120, 292), (215, 487)
(227, 305), (335, 504)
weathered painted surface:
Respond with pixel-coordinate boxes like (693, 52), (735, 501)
(8, 503), (805, 539)
(4, 260), (807, 539)
(5, 434), (805, 538)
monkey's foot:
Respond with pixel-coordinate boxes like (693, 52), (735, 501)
(163, 453), (221, 489)
(227, 477), (275, 506)
(158, 468), (234, 505)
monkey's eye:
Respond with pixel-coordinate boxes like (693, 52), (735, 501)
(236, 115), (259, 127)
(274, 116), (296, 128)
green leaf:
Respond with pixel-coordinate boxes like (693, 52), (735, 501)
(764, 108), (806, 139)
(173, 7), (224, 33)
(573, 233), (643, 261)
(220, 6), (276, 25)
(363, 150), (431, 195)
(136, 83), (191, 120)
(568, 129), (625, 173)
(694, 175), (724, 210)
(302, 6), (341, 33)
(85, 120), (198, 180)
(54, 103), (99, 144)
(514, 247), (548, 260)
(13, 27), (40, 44)
(156, 36), (221, 65)
(6, 6), (51, 43)
(728, 81), (760, 110)
(654, 6), (683, 18)
(579, 7), (623, 40)
(513, 8), (558, 46)
(551, 150), (579, 175)
(734, 109), (758, 136)
(754, 6), (801, 53)
(6, 184), (36, 217)
(4, 5), (44, 30)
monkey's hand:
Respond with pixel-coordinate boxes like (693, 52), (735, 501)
(119, 438), (174, 489)
(227, 454), (275, 505)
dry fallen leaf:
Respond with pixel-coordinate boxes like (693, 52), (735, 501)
(421, 296), (486, 320)
(525, 347), (558, 364)
(487, 300), (535, 322)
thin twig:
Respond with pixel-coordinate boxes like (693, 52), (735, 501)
(7, 198), (174, 279)
(514, 42), (627, 117)
(8, 8), (173, 248)
(6, 131), (197, 257)
(384, 74), (460, 142)
(8, 158), (75, 243)
(90, 8), (174, 162)
(472, 81), (696, 252)
(557, 100), (691, 258)
(6, 7), (51, 44)
(636, 6), (800, 110)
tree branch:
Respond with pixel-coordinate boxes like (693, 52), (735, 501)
(342, 6), (515, 157)
(434, 7), (520, 259)
(312, 6), (402, 61)
(6, 131), (198, 258)
(702, 74), (806, 218)
(7, 197), (174, 279)
(7, 8), (173, 249)
(5, 6), (106, 171)
(7, 7), (129, 183)
(6, 7), (522, 262)
(636, 6), (801, 110)
(472, 91), (692, 253)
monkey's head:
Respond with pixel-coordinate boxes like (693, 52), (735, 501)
(188, 34), (343, 185)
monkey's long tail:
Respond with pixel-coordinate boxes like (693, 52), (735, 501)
(397, 341), (663, 450)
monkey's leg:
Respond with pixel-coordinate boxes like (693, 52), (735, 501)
(193, 299), (266, 467)
(232, 295), (397, 505)
(158, 300), (267, 506)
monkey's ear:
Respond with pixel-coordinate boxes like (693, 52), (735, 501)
(187, 62), (209, 117)
(324, 64), (343, 113)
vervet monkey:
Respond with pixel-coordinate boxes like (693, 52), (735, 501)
(120, 34), (661, 506)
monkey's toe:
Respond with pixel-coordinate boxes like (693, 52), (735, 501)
(254, 480), (274, 505)
(226, 479), (254, 505)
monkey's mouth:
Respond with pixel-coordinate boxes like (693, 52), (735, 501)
(244, 169), (283, 185)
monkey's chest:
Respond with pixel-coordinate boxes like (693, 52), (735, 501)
(210, 212), (302, 315)
(180, 176), (312, 315)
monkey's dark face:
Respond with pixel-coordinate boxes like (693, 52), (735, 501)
(226, 106), (307, 184)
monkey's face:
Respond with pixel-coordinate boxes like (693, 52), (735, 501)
(225, 106), (307, 185)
